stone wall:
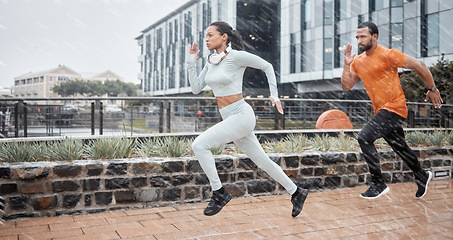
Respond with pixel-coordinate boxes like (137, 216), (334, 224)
(0, 147), (452, 220)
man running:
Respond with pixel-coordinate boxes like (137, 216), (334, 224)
(341, 21), (443, 199)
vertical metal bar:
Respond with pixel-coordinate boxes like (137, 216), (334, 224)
(23, 102), (27, 137)
(274, 105), (279, 130)
(159, 101), (164, 133)
(91, 102), (95, 135)
(167, 101), (171, 133)
(130, 104), (134, 133)
(14, 103), (18, 137)
(100, 102), (103, 135)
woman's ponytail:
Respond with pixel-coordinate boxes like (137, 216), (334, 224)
(209, 21), (244, 50)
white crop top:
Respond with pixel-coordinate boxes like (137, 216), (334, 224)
(187, 49), (280, 102)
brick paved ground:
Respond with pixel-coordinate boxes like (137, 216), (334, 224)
(1, 179), (452, 240)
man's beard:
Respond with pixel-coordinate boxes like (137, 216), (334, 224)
(358, 39), (373, 51)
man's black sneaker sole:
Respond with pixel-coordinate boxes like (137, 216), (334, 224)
(416, 171), (432, 199)
(203, 193), (232, 216)
(360, 186), (390, 199)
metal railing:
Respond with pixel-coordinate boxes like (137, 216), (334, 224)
(1, 97), (452, 138)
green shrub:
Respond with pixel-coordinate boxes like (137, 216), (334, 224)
(311, 134), (334, 152)
(158, 136), (190, 157)
(446, 131), (453, 145)
(334, 132), (359, 151)
(405, 131), (428, 147)
(0, 141), (35, 162)
(210, 144), (226, 155)
(47, 138), (85, 161)
(428, 130), (445, 147)
(86, 136), (135, 160)
(136, 138), (161, 158)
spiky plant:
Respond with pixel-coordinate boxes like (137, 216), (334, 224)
(311, 134), (334, 152)
(0, 141), (34, 162)
(210, 144), (226, 155)
(158, 136), (189, 157)
(31, 142), (50, 161)
(46, 138), (84, 161)
(86, 136), (135, 160)
(446, 131), (453, 145)
(136, 138), (161, 158)
(428, 130), (445, 147)
(282, 134), (311, 152)
(262, 139), (284, 153)
(334, 132), (359, 151)
(405, 131), (428, 147)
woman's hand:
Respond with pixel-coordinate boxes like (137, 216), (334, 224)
(271, 98), (284, 115)
(189, 42), (200, 60)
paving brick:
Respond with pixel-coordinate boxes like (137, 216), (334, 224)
(15, 215), (74, 227)
(0, 225), (49, 237)
(52, 231), (120, 240)
(82, 222), (143, 235)
(49, 218), (108, 231)
(116, 225), (178, 238)
(153, 228), (218, 240)
(18, 228), (82, 240)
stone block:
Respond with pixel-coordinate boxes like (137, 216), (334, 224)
(15, 167), (50, 180)
(105, 178), (129, 189)
(53, 165), (82, 177)
(299, 168), (313, 176)
(131, 177), (148, 188)
(314, 168), (326, 176)
(115, 191), (136, 203)
(246, 180), (276, 194)
(162, 161), (184, 173)
(132, 162), (163, 174)
(294, 178), (323, 190)
(4, 213), (37, 221)
(422, 160), (431, 169)
(138, 189), (160, 202)
(95, 192), (113, 205)
(52, 180), (80, 193)
(428, 148), (448, 156)
(379, 151), (395, 161)
(184, 186), (200, 200)
(269, 155), (281, 165)
(392, 172), (404, 183)
(238, 171), (254, 180)
(300, 153), (320, 165)
(171, 175), (193, 186)
(106, 163), (127, 175)
(382, 163), (394, 171)
(412, 149), (421, 158)
(83, 179), (100, 191)
(85, 195), (91, 206)
(87, 164), (104, 176)
(283, 169), (298, 179)
(56, 210), (83, 216)
(321, 153), (344, 165)
(355, 164), (369, 174)
(432, 159), (443, 167)
(162, 187), (181, 201)
(215, 158), (234, 172)
(150, 176), (170, 187)
(382, 172), (391, 183)
(195, 174), (209, 185)
(32, 196), (58, 210)
(21, 182), (44, 194)
(225, 183), (246, 197)
(325, 176), (341, 188)
(237, 157), (258, 170)
(444, 160), (451, 166)
(394, 162), (402, 171)
(9, 196), (28, 210)
(186, 160), (203, 173)
(283, 156), (299, 168)
(0, 167), (10, 179)
(202, 186), (211, 199)
(346, 153), (358, 162)
(0, 183), (17, 195)
(343, 176), (358, 187)
(62, 194), (82, 208)
(87, 209), (106, 214)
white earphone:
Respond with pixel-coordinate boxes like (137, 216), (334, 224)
(207, 45), (232, 64)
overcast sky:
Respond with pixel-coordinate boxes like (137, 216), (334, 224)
(0, 0), (189, 89)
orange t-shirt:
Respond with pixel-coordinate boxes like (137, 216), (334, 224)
(350, 45), (408, 118)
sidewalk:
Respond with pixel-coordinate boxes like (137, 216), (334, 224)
(1, 179), (452, 240)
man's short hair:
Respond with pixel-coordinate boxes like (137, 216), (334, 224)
(358, 21), (379, 37)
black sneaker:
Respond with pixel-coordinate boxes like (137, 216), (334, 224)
(204, 188), (232, 216)
(360, 182), (389, 199)
(291, 187), (308, 217)
(415, 171), (432, 199)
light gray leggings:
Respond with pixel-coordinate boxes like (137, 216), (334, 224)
(192, 99), (297, 195)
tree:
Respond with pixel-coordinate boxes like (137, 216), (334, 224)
(53, 79), (139, 97)
(400, 54), (452, 104)
(53, 79), (85, 96)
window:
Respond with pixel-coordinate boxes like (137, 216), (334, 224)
(426, 13), (439, 56)
(290, 33), (296, 73)
(391, 0), (403, 7)
(391, 23), (403, 51)
(324, 38), (333, 69)
(49, 77), (53, 82)
(15, 80), (19, 86)
(324, 0), (333, 25)
(302, 0), (311, 30)
(338, 0), (347, 20)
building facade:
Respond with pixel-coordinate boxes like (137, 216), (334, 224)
(137, 0), (453, 99)
(13, 65), (123, 98)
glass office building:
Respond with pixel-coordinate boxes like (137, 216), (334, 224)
(137, 0), (453, 99)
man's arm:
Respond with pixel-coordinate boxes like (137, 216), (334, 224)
(403, 55), (443, 108)
(341, 44), (359, 91)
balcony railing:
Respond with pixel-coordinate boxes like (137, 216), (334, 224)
(0, 97), (452, 138)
